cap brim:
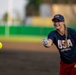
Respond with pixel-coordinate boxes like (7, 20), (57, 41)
(52, 18), (61, 22)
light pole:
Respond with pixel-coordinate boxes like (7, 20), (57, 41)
(5, 0), (13, 36)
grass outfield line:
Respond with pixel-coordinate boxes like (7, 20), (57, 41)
(0, 36), (45, 43)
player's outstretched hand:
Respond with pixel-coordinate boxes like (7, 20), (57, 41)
(42, 38), (49, 46)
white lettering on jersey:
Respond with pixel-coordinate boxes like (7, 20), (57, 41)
(58, 39), (73, 49)
(68, 39), (73, 47)
(58, 40), (62, 49)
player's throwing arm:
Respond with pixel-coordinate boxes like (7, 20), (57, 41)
(42, 38), (53, 48)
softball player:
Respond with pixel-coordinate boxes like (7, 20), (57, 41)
(42, 14), (76, 75)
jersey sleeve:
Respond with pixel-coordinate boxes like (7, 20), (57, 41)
(48, 31), (55, 42)
(69, 28), (76, 42)
(69, 28), (76, 36)
(73, 29), (76, 36)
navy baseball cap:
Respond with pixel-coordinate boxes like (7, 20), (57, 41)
(52, 14), (64, 22)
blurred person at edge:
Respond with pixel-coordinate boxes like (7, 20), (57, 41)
(39, 0), (51, 17)
(42, 14), (76, 75)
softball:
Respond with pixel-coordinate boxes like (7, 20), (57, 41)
(0, 42), (2, 49)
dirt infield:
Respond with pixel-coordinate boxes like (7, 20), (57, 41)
(0, 42), (60, 75)
(0, 50), (60, 75)
(2, 41), (58, 52)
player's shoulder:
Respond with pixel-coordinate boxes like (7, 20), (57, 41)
(68, 27), (76, 32)
(48, 30), (57, 35)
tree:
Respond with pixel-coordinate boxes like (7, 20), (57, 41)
(2, 12), (8, 22)
(25, 0), (42, 16)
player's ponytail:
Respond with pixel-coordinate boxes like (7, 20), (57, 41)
(64, 24), (68, 47)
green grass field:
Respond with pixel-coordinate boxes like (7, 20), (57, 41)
(0, 36), (45, 43)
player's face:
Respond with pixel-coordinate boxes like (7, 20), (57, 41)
(53, 20), (65, 30)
